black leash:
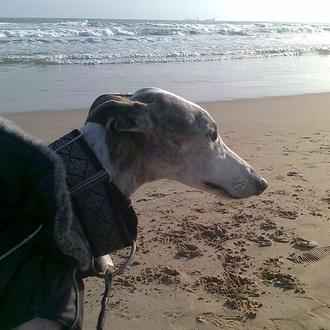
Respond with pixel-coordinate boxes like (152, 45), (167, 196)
(93, 241), (136, 330)
(96, 269), (113, 330)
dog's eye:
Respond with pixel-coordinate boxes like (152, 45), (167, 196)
(208, 130), (218, 142)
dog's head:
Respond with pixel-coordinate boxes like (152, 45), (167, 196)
(87, 88), (267, 198)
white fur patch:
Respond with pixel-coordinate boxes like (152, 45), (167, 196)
(81, 122), (113, 173)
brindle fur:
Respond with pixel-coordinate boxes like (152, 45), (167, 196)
(85, 88), (267, 198)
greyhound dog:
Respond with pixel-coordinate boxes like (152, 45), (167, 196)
(16, 88), (267, 330)
(83, 87), (267, 199)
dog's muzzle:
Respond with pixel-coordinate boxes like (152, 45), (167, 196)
(49, 129), (138, 259)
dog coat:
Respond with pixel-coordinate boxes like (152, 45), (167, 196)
(0, 118), (90, 329)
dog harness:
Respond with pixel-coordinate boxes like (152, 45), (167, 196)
(49, 129), (138, 329)
(49, 129), (137, 258)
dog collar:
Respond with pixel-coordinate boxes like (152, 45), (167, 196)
(49, 129), (138, 258)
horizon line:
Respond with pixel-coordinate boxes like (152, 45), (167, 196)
(0, 16), (330, 25)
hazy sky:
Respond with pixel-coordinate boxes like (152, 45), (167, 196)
(1, 0), (330, 23)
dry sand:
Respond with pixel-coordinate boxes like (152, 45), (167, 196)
(3, 93), (330, 329)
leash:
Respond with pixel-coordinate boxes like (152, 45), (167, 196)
(94, 240), (137, 330)
(96, 270), (112, 330)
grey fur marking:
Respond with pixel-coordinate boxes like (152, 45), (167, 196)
(85, 87), (268, 198)
(87, 88), (267, 198)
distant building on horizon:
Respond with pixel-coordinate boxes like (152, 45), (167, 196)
(184, 17), (216, 23)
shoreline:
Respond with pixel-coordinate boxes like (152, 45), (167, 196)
(2, 54), (330, 113)
(3, 89), (330, 115)
(3, 91), (330, 144)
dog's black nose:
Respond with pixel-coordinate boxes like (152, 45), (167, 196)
(257, 177), (268, 194)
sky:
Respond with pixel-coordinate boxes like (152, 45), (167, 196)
(1, 0), (330, 23)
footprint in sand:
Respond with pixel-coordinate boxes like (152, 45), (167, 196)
(134, 266), (181, 285)
(198, 272), (261, 319)
(245, 232), (272, 247)
(197, 312), (241, 328)
(277, 209), (298, 220)
(292, 237), (318, 249)
(261, 268), (304, 293)
(271, 229), (291, 243)
(260, 220), (277, 230)
(288, 246), (330, 264)
(175, 243), (204, 259)
(287, 171), (308, 181)
(310, 305), (330, 320)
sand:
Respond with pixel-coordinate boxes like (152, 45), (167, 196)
(3, 93), (330, 330)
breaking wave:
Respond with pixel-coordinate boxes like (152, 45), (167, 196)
(1, 18), (330, 66)
(1, 47), (330, 66)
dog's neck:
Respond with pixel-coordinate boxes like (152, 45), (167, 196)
(81, 122), (141, 198)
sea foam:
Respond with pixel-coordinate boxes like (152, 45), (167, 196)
(0, 18), (330, 66)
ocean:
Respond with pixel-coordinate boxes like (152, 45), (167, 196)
(1, 18), (330, 112)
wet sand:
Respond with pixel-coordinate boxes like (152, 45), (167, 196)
(3, 93), (330, 329)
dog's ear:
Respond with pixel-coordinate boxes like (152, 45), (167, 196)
(87, 98), (153, 133)
(88, 94), (133, 118)
(111, 100), (153, 133)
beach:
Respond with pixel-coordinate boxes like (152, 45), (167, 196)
(3, 92), (330, 329)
